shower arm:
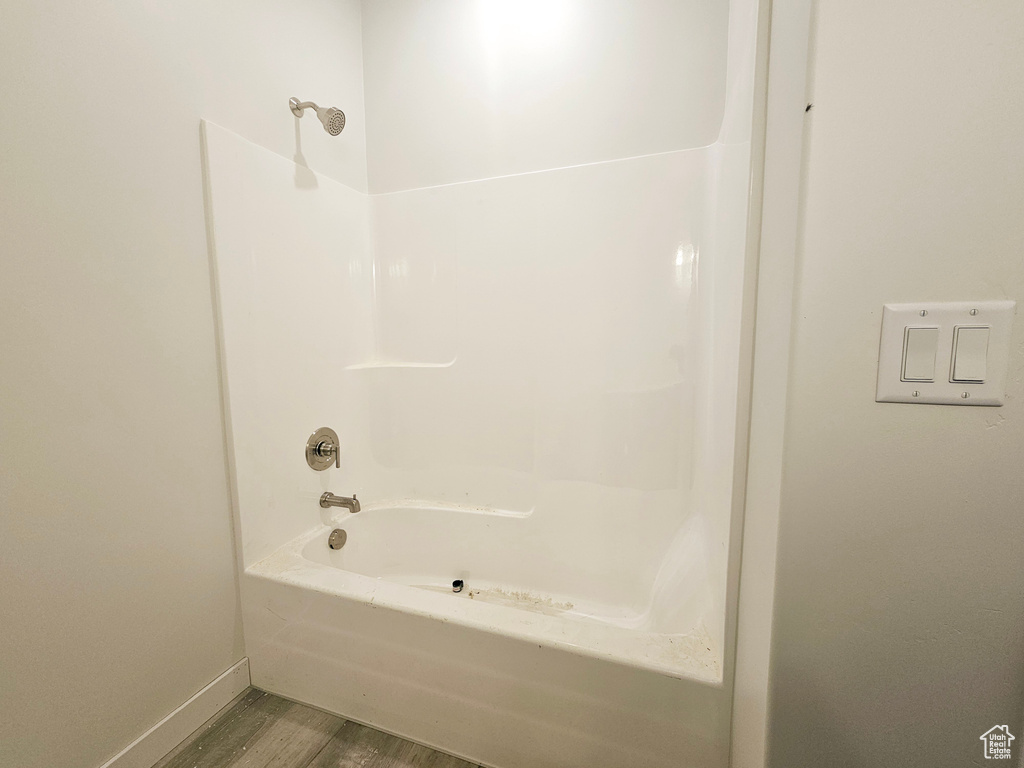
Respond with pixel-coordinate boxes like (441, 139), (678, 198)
(289, 98), (320, 117)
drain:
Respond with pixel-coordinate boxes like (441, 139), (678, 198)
(452, 579), (464, 593)
(328, 529), (347, 550)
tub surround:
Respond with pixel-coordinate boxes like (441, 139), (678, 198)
(203, 1), (760, 766)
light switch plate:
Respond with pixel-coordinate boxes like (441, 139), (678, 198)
(876, 300), (1016, 406)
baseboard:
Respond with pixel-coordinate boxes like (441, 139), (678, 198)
(97, 657), (250, 768)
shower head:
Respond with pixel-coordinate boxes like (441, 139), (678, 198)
(289, 97), (346, 136)
(315, 105), (346, 136)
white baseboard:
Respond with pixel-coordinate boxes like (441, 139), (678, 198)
(98, 657), (250, 768)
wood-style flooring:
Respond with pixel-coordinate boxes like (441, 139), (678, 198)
(154, 689), (482, 768)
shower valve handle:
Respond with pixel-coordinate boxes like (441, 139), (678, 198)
(305, 427), (341, 471)
(316, 440), (340, 469)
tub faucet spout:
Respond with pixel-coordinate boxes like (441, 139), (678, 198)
(320, 492), (360, 513)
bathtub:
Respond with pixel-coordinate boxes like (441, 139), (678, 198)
(249, 502), (719, 682)
(242, 502), (732, 768)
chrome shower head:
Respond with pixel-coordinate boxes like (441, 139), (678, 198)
(289, 97), (346, 136)
(316, 105), (345, 136)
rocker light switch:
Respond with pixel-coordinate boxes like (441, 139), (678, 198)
(876, 301), (1015, 406)
(951, 326), (989, 382)
(901, 327), (939, 381)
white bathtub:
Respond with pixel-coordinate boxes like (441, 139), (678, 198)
(242, 503), (732, 768)
(249, 502), (719, 682)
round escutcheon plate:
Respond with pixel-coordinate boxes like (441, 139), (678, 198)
(305, 426), (339, 471)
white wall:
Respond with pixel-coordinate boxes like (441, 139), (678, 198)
(0, 2), (366, 767)
(767, 1), (1024, 765)
(361, 0), (729, 193)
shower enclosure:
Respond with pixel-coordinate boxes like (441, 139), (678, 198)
(202, 1), (763, 766)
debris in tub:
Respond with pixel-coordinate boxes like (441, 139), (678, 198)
(487, 586), (573, 613)
(466, 586), (572, 613)
(416, 582), (574, 615)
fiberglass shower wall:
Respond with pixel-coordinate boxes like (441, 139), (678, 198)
(210, 0), (756, 659)
(345, 0), (754, 650)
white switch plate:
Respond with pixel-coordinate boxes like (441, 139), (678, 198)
(876, 300), (1016, 406)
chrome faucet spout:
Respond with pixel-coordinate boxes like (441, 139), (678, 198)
(320, 492), (360, 513)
